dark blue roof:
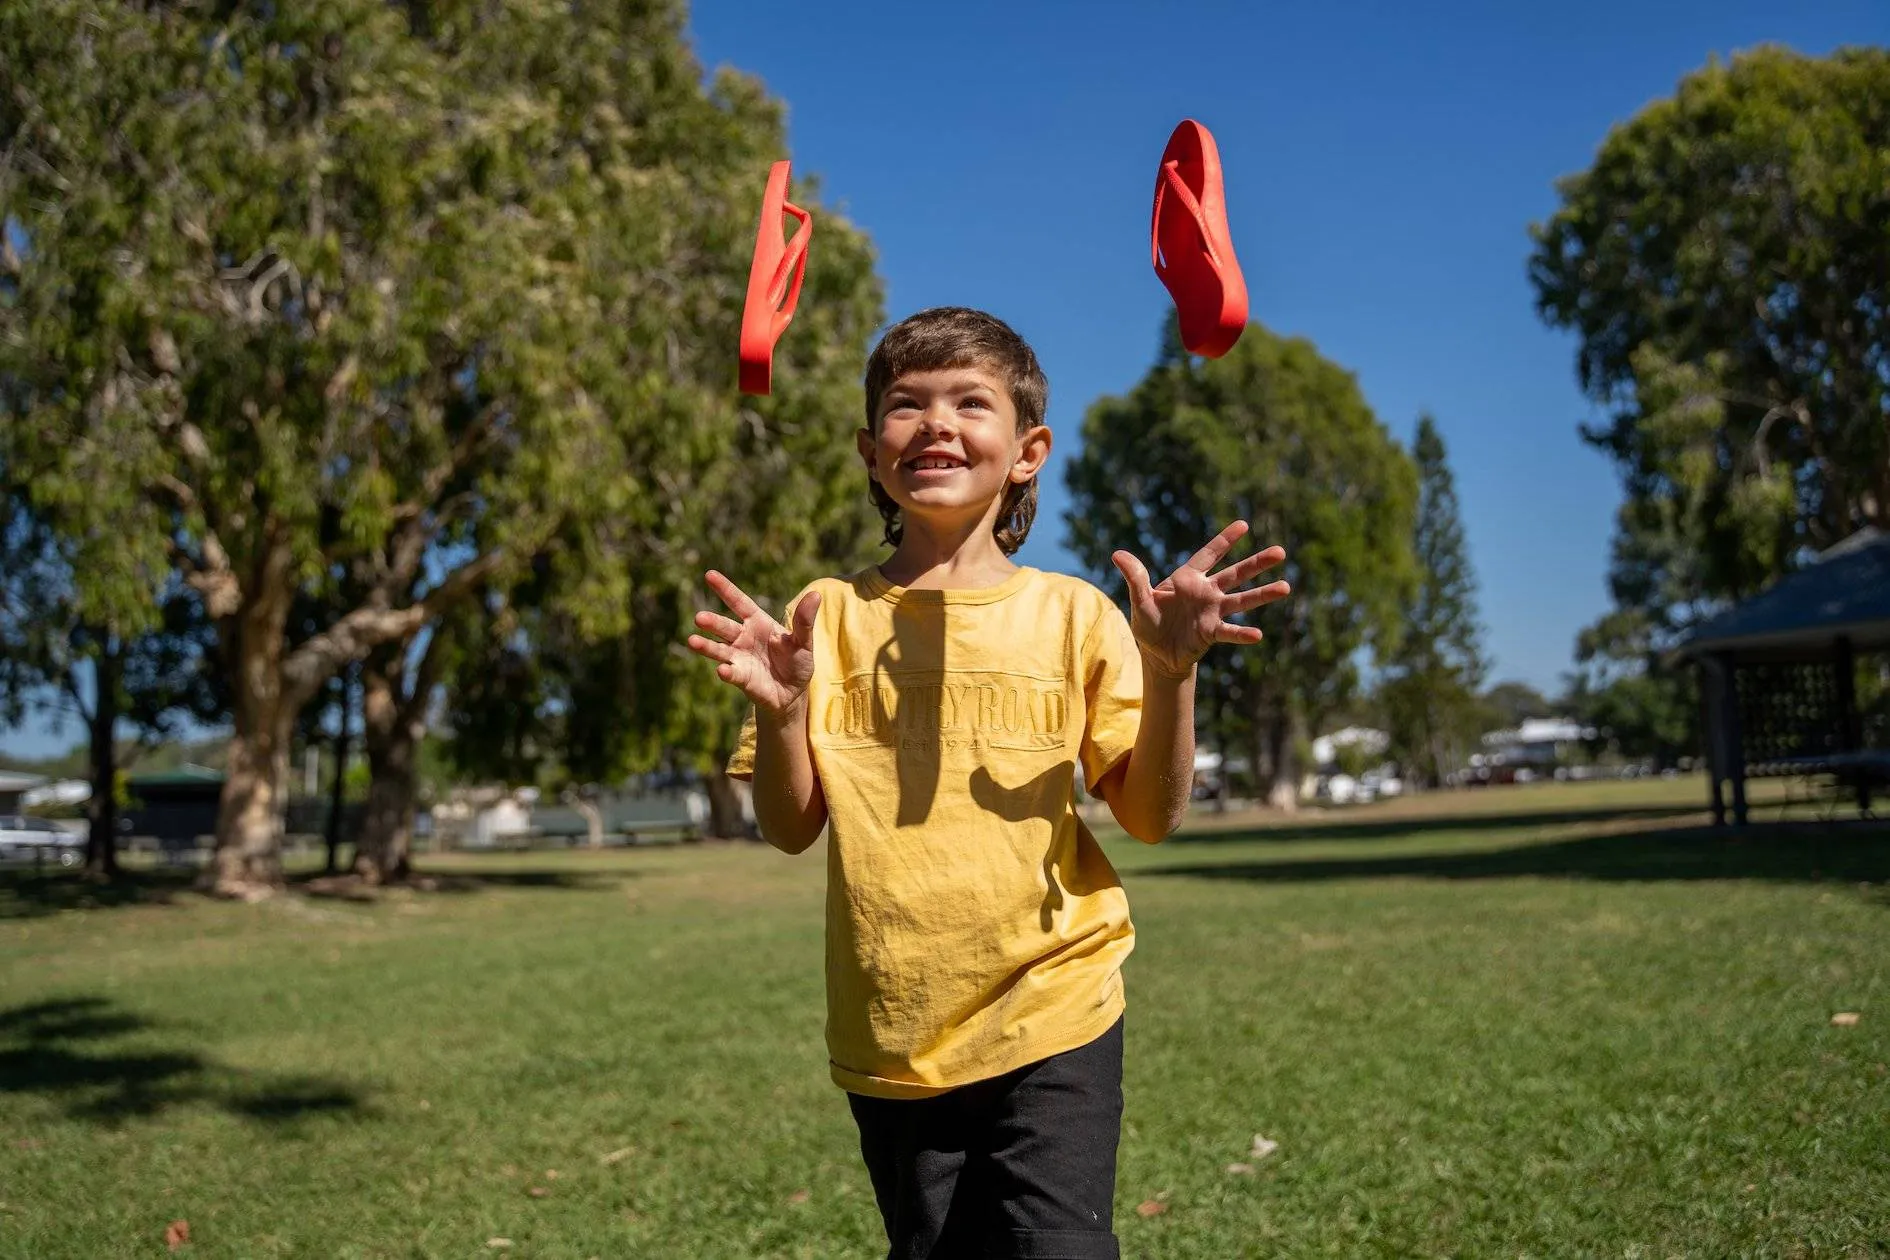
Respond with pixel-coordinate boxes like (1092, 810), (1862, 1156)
(1684, 530), (1890, 655)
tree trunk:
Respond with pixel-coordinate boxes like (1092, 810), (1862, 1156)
(1261, 701), (1300, 814)
(574, 797), (604, 849)
(324, 669), (354, 874)
(704, 772), (749, 840)
(211, 699), (294, 898)
(353, 653), (418, 885)
(207, 555), (303, 899)
(84, 643), (121, 881)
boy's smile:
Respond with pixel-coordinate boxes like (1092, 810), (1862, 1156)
(860, 366), (1051, 532)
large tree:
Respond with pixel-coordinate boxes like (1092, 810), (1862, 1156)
(1530, 45), (1889, 614)
(1066, 319), (1418, 810)
(1, 0), (878, 895)
(1378, 415), (1487, 788)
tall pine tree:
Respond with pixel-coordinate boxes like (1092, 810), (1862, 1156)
(1380, 415), (1486, 788)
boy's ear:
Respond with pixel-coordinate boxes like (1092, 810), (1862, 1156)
(1011, 424), (1053, 482)
(855, 427), (877, 478)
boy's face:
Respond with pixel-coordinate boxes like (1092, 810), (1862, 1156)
(858, 365), (1052, 538)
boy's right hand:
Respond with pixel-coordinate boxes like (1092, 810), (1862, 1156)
(686, 571), (821, 718)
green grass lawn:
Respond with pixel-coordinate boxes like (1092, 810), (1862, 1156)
(2, 777), (1886, 1258)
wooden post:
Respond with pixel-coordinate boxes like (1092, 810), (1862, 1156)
(1726, 660), (1749, 827)
(1833, 636), (1866, 813)
(1699, 657), (1726, 827)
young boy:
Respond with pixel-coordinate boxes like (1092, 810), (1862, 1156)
(687, 307), (1288, 1259)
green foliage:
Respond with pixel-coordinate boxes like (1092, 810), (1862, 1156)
(1480, 680), (1553, 730)
(1330, 741), (1376, 780)
(0, 485), (217, 770)
(1529, 45), (1890, 608)
(1565, 607), (1701, 769)
(1065, 317), (1419, 790)
(436, 160), (885, 791)
(0, 1), (883, 862)
(1378, 415), (1486, 786)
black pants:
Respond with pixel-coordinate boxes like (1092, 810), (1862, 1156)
(846, 1019), (1124, 1260)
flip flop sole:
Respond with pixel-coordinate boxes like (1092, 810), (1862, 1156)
(1152, 119), (1248, 358)
(739, 160), (813, 395)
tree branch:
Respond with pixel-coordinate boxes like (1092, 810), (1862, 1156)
(398, 615), (457, 729)
(282, 547), (506, 708)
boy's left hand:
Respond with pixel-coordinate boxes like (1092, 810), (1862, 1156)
(1112, 520), (1290, 680)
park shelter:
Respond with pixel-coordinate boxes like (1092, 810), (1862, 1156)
(1681, 529), (1890, 825)
(123, 766), (226, 847)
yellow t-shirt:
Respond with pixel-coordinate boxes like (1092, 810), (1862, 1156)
(727, 566), (1144, 1099)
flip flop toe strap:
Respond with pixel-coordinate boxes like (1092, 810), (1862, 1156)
(1152, 159), (1221, 274)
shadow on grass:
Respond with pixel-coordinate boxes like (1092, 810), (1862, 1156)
(0, 997), (372, 1126)
(0, 868), (199, 921)
(297, 867), (626, 900)
(1170, 802), (1706, 845)
(1140, 819), (1890, 888)
(0, 864), (623, 919)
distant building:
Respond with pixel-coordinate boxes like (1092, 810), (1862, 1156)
(122, 767), (225, 848)
(1311, 727), (1390, 768)
(1472, 717), (1597, 779)
(22, 779), (91, 808)
(1306, 728), (1402, 804)
(0, 770), (48, 814)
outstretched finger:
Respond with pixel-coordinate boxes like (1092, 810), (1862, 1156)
(693, 610), (744, 642)
(686, 634), (735, 665)
(1214, 622), (1265, 646)
(1213, 545), (1288, 590)
(1222, 580), (1292, 614)
(704, 570), (765, 622)
(789, 590), (823, 648)
(1111, 550), (1156, 613)
(1183, 520), (1250, 576)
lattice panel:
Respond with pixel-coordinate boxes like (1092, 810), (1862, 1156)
(1734, 661), (1845, 763)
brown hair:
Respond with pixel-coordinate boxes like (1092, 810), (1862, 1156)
(861, 307), (1049, 556)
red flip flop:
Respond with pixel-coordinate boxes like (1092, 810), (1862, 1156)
(1151, 119), (1248, 358)
(739, 160), (813, 395)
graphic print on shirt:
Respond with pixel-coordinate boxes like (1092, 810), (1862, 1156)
(807, 595), (1081, 828)
(815, 669), (1072, 752)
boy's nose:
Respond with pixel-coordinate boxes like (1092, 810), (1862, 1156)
(918, 404), (959, 436)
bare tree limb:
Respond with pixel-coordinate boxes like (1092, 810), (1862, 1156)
(398, 613), (458, 729)
(282, 547), (506, 708)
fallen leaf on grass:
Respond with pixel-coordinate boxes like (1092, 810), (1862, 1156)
(13, 1139), (41, 1151)
(599, 1147), (634, 1165)
(1135, 1199), (1168, 1218)
(1251, 1134), (1280, 1159)
(1831, 1011), (1861, 1027)
(486, 1240), (513, 1250)
(787, 1189), (810, 1205)
(1225, 1162), (1255, 1176)
(544, 1169), (560, 1181)
(527, 1186), (550, 1199)
(165, 1220), (190, 1250)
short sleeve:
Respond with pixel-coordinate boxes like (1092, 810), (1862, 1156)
(722, 583), (820, 782)
(725, 709), (760, 781)
(1078, 598), (1143, 789)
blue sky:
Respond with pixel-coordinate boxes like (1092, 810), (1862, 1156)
(688, 0), (1887, 683)
(2, 1), (1884, 761)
